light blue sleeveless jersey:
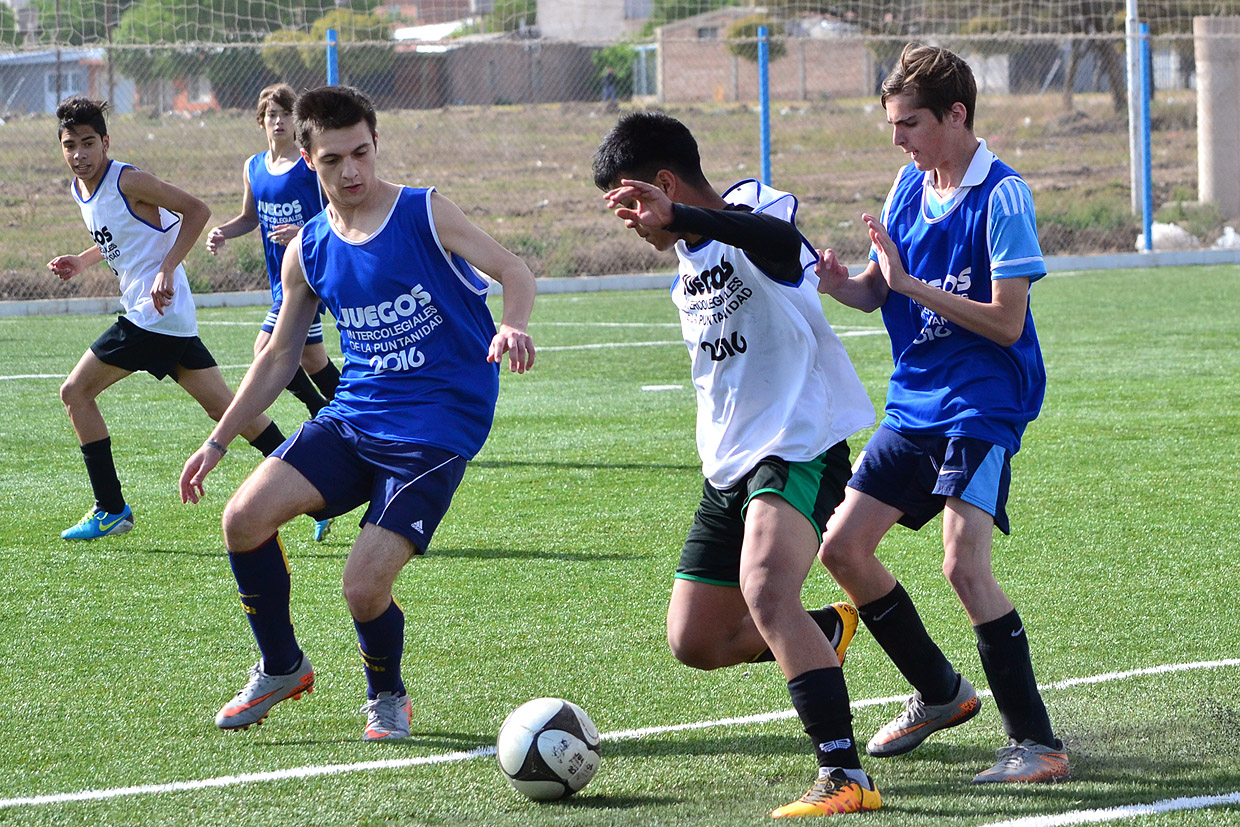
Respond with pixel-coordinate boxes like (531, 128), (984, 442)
(876, 150), (1046, 454)
(247, 152), (324, 301)
(298, 186), (499, 457)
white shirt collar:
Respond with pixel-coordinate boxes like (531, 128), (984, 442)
(921, 138), (994, 192)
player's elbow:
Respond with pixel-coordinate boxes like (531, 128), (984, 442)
(992, 322), (1024, 348)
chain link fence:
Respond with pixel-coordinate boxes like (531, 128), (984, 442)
(0, 2), (1236, 302)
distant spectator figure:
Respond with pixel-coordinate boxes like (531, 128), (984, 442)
(601, 68), (618, 106)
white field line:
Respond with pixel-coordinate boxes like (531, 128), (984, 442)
(0, 331), (887, 381)
(976, 791), (1240, 827)
(1, 658), (1236, 811)
(193, 321), (883, 331)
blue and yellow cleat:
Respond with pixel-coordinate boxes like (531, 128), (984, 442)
(61, 504), (134, 540)
(312, 518), (333, 542)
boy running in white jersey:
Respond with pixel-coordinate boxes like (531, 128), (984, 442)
(49, 96), (286, 541)
(815, 44), (1068, 784)
(179, 86), (535, 741)
(594, 112), (880, 818)
(205, 83), (338, 541)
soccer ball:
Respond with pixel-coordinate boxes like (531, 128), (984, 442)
(496, 697), (601, 800)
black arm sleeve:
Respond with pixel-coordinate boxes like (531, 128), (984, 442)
(666, 203), (805, 282)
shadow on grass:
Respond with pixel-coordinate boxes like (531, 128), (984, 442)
(139, 546), (349, 561)
(136, 545), (641, 562)
(473, 459), (697, 473)
(534, 793), (681, 810)
(252, 730), (493, 751)
(431, 547), (639, 562)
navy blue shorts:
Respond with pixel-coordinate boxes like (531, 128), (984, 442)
(272, 416), (467, 551)
(261, 300), (325, 344)
(849, 424), (1013, 534)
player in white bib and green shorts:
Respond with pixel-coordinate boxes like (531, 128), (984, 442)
(595, 112), (881, 818)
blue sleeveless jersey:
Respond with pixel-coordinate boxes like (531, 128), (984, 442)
(247, 152), (324, 301)
(298, 186), (499, 457)
(878, 155), (1046, 455)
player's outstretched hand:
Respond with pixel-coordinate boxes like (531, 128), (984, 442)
(488, 324), (535, 374)
(814, 248), (850, 294)
(205, 227), (227, 255)
(861, 213), (912, 293)
(179, 445), (220, 504)
(47, 255), (84, 281)
(605, 179), (674, 230)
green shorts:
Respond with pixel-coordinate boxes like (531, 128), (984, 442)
(675, 441), (852, 587)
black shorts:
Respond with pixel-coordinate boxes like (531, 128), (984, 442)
(90, 316), (217, 380)
(676, 441), (852, 587)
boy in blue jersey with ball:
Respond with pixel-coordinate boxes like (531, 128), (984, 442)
(814, 44), (1068, 784)
(205, 83), (338, 541)
(179, 86), (536, 741)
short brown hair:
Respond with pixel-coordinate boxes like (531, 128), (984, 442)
(880, 44), (977, 131)
(294, 85), (377, 152)
(256, 83), (297, 125)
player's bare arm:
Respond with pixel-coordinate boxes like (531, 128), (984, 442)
(864, 212), (1030, 347)
(179, 237), (317, 504)
(815, 251), (889, 313)
(206, 167), (259, 254)
(430, 191), (536, 374)
(118, 166), (210, 313)
(48, 245), (105, 281)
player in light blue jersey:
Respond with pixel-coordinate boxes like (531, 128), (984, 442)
(179, 86), (535, 741)
(205, 83), (339, 541)
(814, 44), (1069, 785)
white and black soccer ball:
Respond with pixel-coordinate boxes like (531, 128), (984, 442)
(496, 697), (601, 800)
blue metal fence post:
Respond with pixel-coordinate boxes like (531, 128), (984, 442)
(1139, 22), (1153, 253)
(758, 26), (771, 186)
(327, 28), (339, 86)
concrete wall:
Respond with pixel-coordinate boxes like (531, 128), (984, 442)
(444, 39), (597, 105)
(656, 32), (873, 104)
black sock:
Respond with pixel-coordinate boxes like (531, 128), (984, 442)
(285, 368), (327, 416)
(248, 421), (286, 457)
(858, 582), (959, 704)
(229, 534), (301, 675)
(309, 362), (340, 402)
(788, 667), (861, 770)
(975, 609), (1056, 746)
(80, 437), (125, 513)
(751, 606), (843, 663)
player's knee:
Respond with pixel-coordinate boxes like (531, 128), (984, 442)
(942, 554), (993, 601)
(221, 497), (267, 549)
(819, 534), (865, 575)
(59, 377), (87, 410)
(341, 575), (388, 620)
(200, 400), (230, 422)
(666, 630), (724, 671)
(738, 576), (784, 630)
